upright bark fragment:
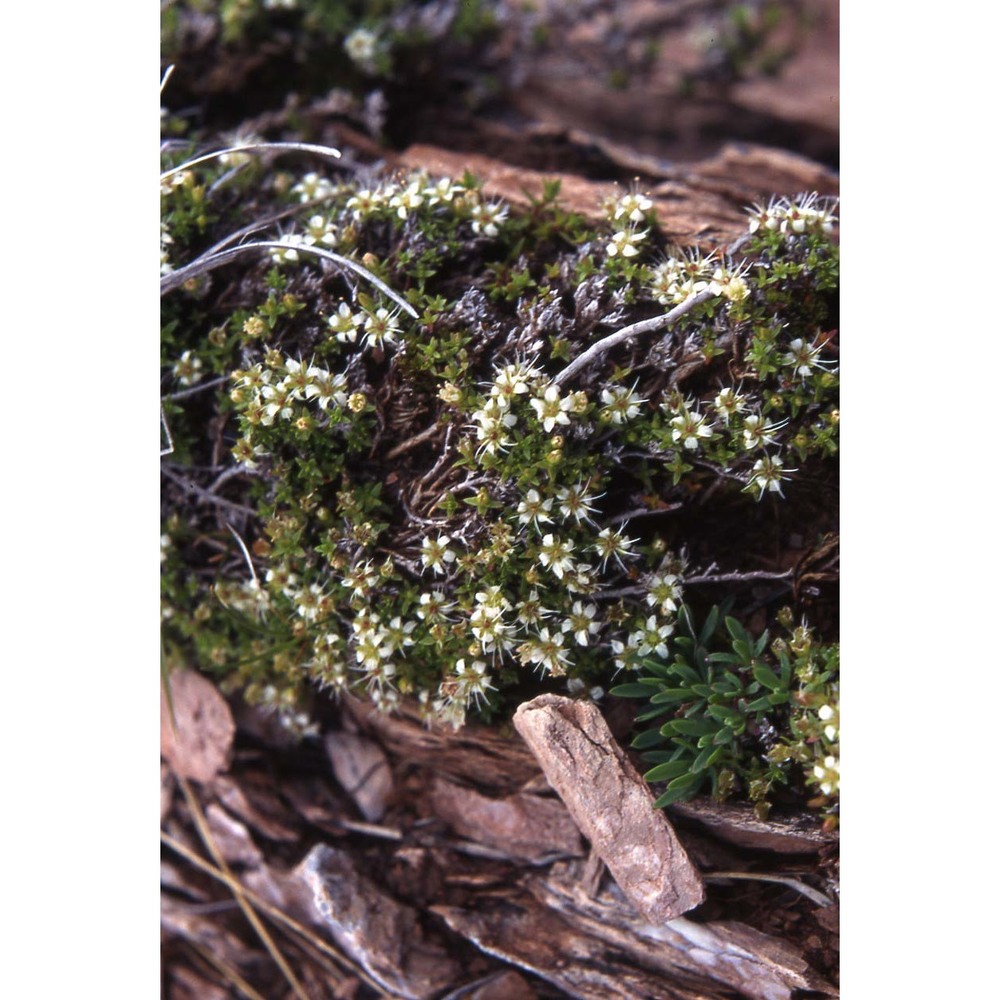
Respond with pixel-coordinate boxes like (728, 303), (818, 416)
(160, 669), (235, 784)
(513, 694), (705, 922)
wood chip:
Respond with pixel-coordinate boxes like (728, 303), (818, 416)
(295, 844), (461, 1000)
(513, 694), (704, 922)
(325, 729), (394, 822)
(204, 803), (263, 868)
(431, 776), (584, 863)
(433, 896), (708, 1000)
(345, 695), (541, 793)
(160, 669), (235, 783)
(533, 865), (836, 1000)
(668, 798), (838, 854)
(211, 775), (300, 843)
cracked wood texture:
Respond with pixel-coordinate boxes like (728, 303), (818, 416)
(513, 694), (705, 922)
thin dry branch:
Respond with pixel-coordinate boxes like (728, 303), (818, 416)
(160, 141), (342, 183)
(160, 241), (419, 320)
(553, 232), (751, 386)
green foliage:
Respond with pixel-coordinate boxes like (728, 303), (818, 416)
(613, 605), (839, 820)
(161, 127), (839, 753)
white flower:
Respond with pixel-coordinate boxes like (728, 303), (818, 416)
(714, 387), (746, 425)
(556, 482), (601, 524)
(421, 535), (457, 574)
(341, 560), (378, 597)
(328, 301), (364, 344)
(742, 413), (786, 450)
(529, 384), (572, 433)
(490, 360), (538, 407)
(606, 227), (647, 259)
(313, 371), (349, 411)
(344, 28), (378, 68)
(304, 214), (338, 246)
(517, 489), (553, 529)
(747, 454), (794, 499)
(423, 176), (464, 205)
(293, 583), (325, 622)
(260, 384), (294, 424)
(417, 590), (454, 621)
(812, 754), (839, 796)
(648, 251), (713, 305)
(783, 338), (828, 378)
(346, 188), (380, 220)
(469, 200), (508, 237)
(591, 526), (638, 571)
(453, 658), (495, 708)
(599, 383), (645, 424)
(382, 616), (416, 656)
(469, 602), (514, 654)
(646, 573), (681, 615)
(562, 601), (600, 646)
(528, 627), (571, 677)
(471, 396), (518, 457)
(515, 590), (551, 628)
(280, 358), (322, 401)
(709, 264), (751, 302)
(630, 615), (674, 658)
(670, 409), (714, 451)
(362, 307), (402, 350)
(818, 703), (839, 743)
(268, 232), (310, 264)
(613, 191), (653, 224)
(291, 172), (335, 203)
(389, 180), (424, 219)
(172, 350), (203, 387)
(538, 534), (575, 579)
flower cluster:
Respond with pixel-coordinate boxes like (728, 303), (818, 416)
(342, 171), (508, 241)
(647, 250), (714, 306)
(229, 355), (357, 443)
(747, 193), (838, 237)
(604, 187), (654, 259)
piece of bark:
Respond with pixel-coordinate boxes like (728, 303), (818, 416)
(160, 859), (211, 902)
(345, 695), (541, 794)
(325, 729), (394, 822)
(211, 774), (300, 843)
(279, 773), (351, 837)
(533, 863), (836, 1000)
(294, 844), (461, 1000)
(433, 896), (710, 1000)
(513, 694), (704, 922)
(161, 894), (254, 970)
(431, 776), (584, 863)
(668, 798), (838, 855)
(204, 803), (263, 868)
(160, 669), (235, 783)
(396, 143), (743, 249)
